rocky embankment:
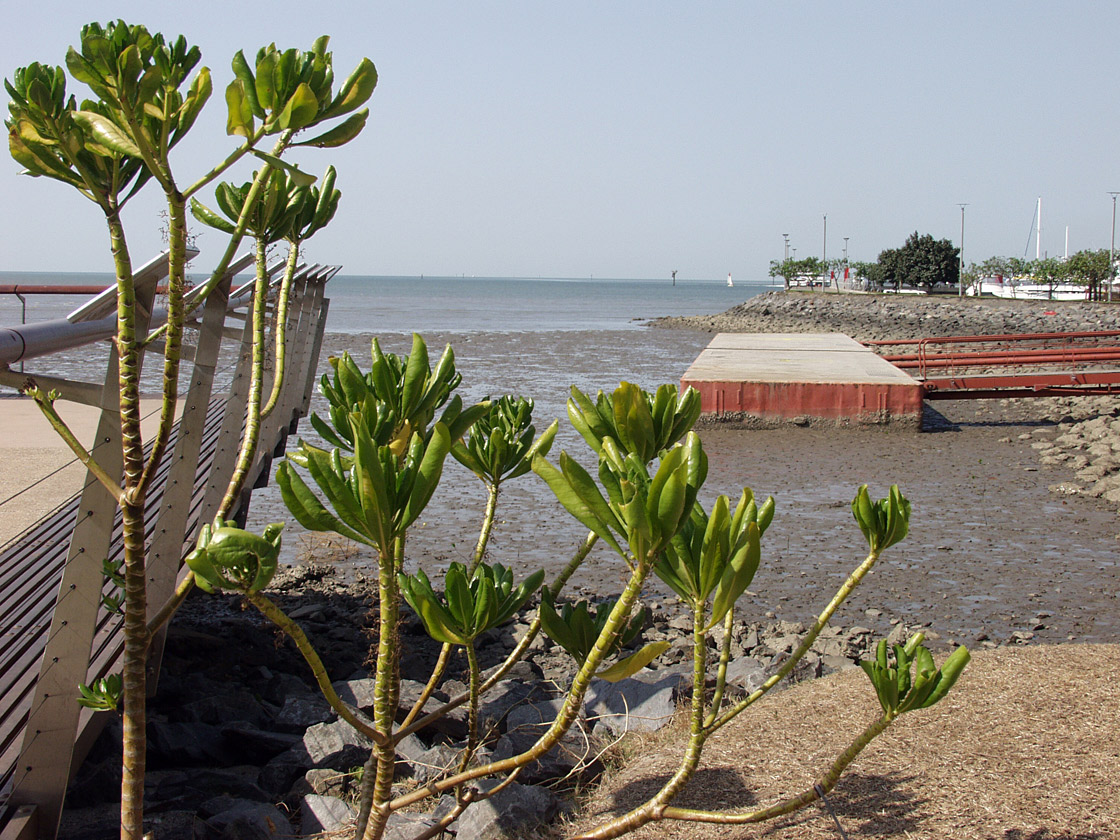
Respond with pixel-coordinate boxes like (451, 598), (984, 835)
(654, 289), (1120, 341)
(61, 565), (893, 840)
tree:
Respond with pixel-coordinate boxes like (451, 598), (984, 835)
(877, 232), (960, 291)
(768, 256), (825, 289)
(850, 260), (884, 290)
(1065, 249), (1112, 299)
(7, 23), (374, 840)
(1030, 256), (1069, 300)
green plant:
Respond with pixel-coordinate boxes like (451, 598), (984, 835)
(189, 351), (970, 840)
(7, 21), (373, 840)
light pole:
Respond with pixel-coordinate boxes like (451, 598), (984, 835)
(782, 233), (790, 262)
(1110, 192), (1119, 302)
(958, 203), (968, 297)
(822, 214), (828, 289)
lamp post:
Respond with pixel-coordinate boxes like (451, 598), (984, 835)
(958, 203), (968, 297)
(782, 233), (790, 262)
(1110, 192), (1119, 303)
(822, 214), (828, 290)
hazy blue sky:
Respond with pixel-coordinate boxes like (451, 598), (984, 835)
(3, 2), (1119, 280)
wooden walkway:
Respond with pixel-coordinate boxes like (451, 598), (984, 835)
(0, 255), (335, 839)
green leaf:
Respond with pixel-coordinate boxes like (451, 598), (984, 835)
(225, 79), (255, 138)
(189, 197), (236, 234)
(322, 57), (377, 120)
(71, 110), (142, 157)
(532, 454), (623, 556)
(250, 150), (317, 187)
(293, 108), (368, 148)
(277, 82), (319, 131)
(596, 641), (669, 682)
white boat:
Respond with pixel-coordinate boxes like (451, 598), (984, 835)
(726, 273), (734, 287)
(969, 277), (1088, 301)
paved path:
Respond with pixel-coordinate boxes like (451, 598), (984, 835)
(0, 397), (179, 547)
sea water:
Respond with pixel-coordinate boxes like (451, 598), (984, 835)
(0, 272), (769, 582)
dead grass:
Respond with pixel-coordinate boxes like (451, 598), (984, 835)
(562, 644), (1120, 839)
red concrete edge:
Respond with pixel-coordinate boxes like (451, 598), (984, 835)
(681, 378), (923, 421)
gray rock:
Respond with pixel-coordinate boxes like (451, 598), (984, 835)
(384, 811), (437, 840)
(723, 657), (766, 693)
(300, 794), (355, 834)
(220, 722), (301, 763)
(147, 721), (233, 767)
(453, 780), (559, 840)
(303, 719), (374, 770)
(584, 672), (678, 734)
(205, 800), (293, 839)
(258, 744), (314, 796)
(274, 695), (332, 732)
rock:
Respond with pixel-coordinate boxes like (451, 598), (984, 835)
(723, 657), (766, 693)
(300, 794), (355, 834)
(274, 695), (332, 733)
(258, 744), (314, 796)
(204, 800), (293, 839)
(147, 721), (234, 768)
(384, 812), (437, 840)
(220, 722), (302, 763)
(584, 671), (678, 734)
(303, 719), (374, 770)
(453, 780), (559, 840)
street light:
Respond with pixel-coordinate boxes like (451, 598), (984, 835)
(958, 203), (968, 297)
(1110, 192), (1120, 303)
(782, 233), (790, 262)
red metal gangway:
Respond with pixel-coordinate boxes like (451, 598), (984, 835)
(865, 330), (1120, 400)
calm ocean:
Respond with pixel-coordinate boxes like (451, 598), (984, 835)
(1, 272), (771, 580)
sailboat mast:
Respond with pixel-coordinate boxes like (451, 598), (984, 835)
(1036, 197), (1042, 260)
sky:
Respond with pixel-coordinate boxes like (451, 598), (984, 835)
(2, 2), (1119, 280)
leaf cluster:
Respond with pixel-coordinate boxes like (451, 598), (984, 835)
(227, 36), (375, 144)
(184, 517), (284, 593)
(861, 636), (970, 715)
(851, 484), (910, 553)
(451, 396), (558, 488)
(310, 334), (487, 457)
(568, 382), (700, 464)
(399, 562), (544, 646)
(655, 489), (773, 629)
(539, 592), (666, 682)
(190, 164), (339, 243)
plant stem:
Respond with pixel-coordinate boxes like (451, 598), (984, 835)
(261, 241), (300, 418)
(457, 642), (482, 778)
(707, 547), (882, 733)
(469, 484), (499, 573)
(357, 541), (403, 840)
(659, 712), (897, 825)
(217, 236), (269, 519)
(704, 608), (735, 728)
(388, 558), (651, 812)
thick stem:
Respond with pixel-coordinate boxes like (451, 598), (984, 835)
(120, 499), (152, 840)
(138, 193), (188, 493)
(261, 241), (300, 418)
(23, 386), (122, 500)
(457, 643), (482, 778)
(659, 712), (897, 825)
(247, 593), (386, 744)
(217, 236), (269, 519)
(469, 484), (500, 573)
(357, 542), (403, 840)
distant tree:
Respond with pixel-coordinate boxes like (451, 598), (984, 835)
(851, 260), (884, 290)
(877, 232), (960, 291)
(1029, 256), (1069, 300)
(1065, 249), (1111, 299)
(769, 256), (825, 289)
